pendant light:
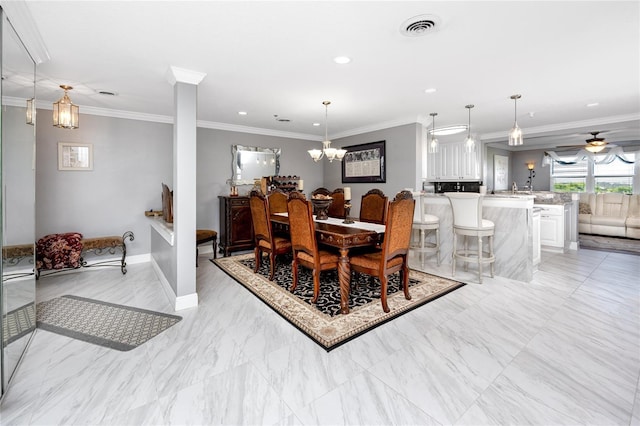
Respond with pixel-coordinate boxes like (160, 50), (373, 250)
(308, 101), (346, 162)
(464, 104), (475, 152)
(26, 98), (35, 125)
(508, 94), (523, 146)
(428, 112), (439, 153)
(53, 85), (79, 129)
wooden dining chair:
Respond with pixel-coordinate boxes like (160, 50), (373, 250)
(268, 189), (288, 215)
(327, 188), (346, 219)
(359, 189), (388, 224)
(287, 191), (339, 303)
(249, 190), (292, 280)
(349, 190), (415, 312)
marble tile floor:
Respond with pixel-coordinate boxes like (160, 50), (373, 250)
(0, 248), (639, 425)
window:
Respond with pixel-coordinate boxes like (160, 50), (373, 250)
(593, 153), (635, 194)
(551, 157), (587, 192)
(550, 152), (636, 194)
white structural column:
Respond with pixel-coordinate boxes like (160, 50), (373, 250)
(167, 66), (206, 310)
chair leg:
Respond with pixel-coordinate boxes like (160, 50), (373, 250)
(437, 228), (441, 266)
(268, 252), (276, 281)
(212, 238), (217, 260)
(402, 261), (411, 301)
(380, 274), (390, 313)
(196, 247), (199, 267)
(452, 232), (457, 277)
(478, 236), (483, 284)
(290, 257), (298, 292)
(489, 235), (495, 277)
(254, 247), (261, 273)
(311, 269), (320, 303)
(464, 236), (469, 272)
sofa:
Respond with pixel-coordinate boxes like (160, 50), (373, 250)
(579, 193), (640, 239)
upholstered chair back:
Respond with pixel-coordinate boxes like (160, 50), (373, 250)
(249, 190), (273, 246)
(287, 192), (317, 256)
(360, 189), (388, 224)
(268, 189), (288, 215)
(445, 192), (485, 229)
(328, 188), (346, 218)
(382, 191), (415, 259)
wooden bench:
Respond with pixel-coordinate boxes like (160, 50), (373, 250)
(36, 231), (135, 279)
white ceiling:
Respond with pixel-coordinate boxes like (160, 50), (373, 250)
(4, 1), (640, 150)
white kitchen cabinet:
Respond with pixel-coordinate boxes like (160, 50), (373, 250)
(427, 141), (480, 181)
(538, 204), (569, 251)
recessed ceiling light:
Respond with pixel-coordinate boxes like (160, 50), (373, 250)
(586, 102), (599, 107)
(312, 122), (321, 126)
(334, 56), (351, 64)
(428, 125), (468, 136)
(424, 88), (437, 94)
(238, 111), (247, 115)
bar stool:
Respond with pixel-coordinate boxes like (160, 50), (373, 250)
(445, 192), (495, 283)
(410, 192), (440, 266)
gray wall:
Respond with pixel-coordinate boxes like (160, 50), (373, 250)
(36, 112), (173, 255)
(35, 112), (322, 255)
(485, 146), (512, 193)
(325, 123), (421, 214)
(511, 149), (551, 191)
(196, 127), (324, 232)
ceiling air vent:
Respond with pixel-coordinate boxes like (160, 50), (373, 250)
(274, 115), (291, 123)
(400, 14), (440, 37)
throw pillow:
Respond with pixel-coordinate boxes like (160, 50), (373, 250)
(579, 202), (592, 215)
(36, 232), (83, 271)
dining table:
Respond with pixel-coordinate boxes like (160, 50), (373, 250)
(270, 213), (385, 314)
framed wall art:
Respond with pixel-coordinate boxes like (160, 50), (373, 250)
(341, 140), (386, 183)
(493, 154), (509, 191)
(58, 142), (93, 171)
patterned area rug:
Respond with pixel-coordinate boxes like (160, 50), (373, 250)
(214, 253), (465, 351)
(36, 295), (182, 351)
(3, 302), (36, 345)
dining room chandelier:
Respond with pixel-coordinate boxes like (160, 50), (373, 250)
(53, 85), (79, 129)
(508, 94), (523, 146)
(308, 101), (346, 162)
(428, 112), (439, 153)
(464, 104), (475, 152)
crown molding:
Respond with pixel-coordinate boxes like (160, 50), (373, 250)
(480, 113), (640, 142)
(7, 95), (636, 144)
(196, 120), (319, 141)
(166, 66), (207, 86)
(5, 96), (318, 140)
(0, 0), (50, 64)
(332, 115), (421, 140)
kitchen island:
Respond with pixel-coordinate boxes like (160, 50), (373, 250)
(418, 193), (537, 282)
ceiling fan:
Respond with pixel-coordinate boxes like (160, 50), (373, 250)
(556, 131), (613, 153)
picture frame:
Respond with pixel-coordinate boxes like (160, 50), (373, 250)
(58, 142), (93, 171)
(494, 154), (509, 191)
(341, 140), (386, 183)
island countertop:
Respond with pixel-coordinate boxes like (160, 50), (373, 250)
(417, 193), (536, 282)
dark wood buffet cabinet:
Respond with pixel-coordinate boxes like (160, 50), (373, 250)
(218, 195), (254, 256)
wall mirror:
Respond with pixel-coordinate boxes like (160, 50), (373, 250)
(231, 144), (280, 185)
(1, 9), (37, 396)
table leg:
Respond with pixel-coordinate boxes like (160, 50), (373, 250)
(338, 248), (351, 315)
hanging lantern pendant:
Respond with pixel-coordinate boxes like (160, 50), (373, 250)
(53, 84), (79, 129)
